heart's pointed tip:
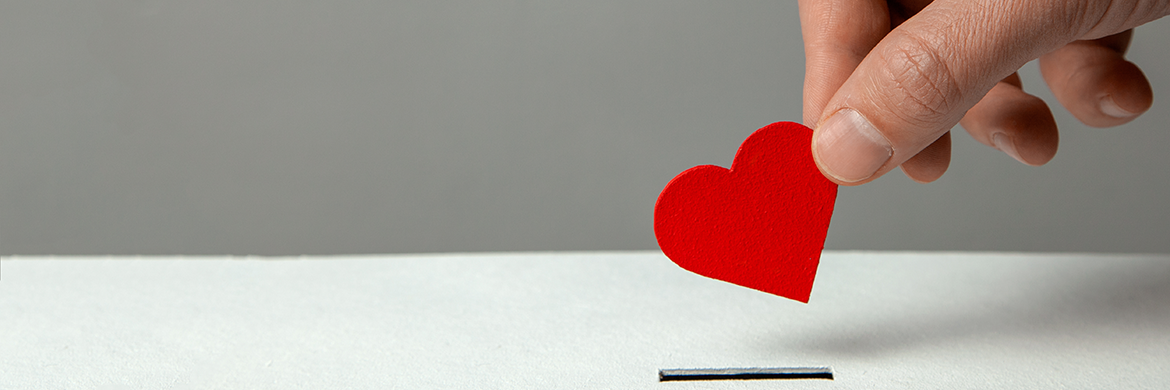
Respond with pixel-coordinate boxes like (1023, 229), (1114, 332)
(774, 288), (812, 304)
(742, 278), (814, 303)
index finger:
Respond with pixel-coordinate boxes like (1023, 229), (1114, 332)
(798, 0), (891, 127)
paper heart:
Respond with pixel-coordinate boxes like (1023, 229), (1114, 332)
(654, 122), (838, 302)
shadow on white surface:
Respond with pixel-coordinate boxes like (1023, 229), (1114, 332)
(774, 254), (1170, 359)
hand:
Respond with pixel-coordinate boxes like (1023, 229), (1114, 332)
(800, 0), (1167, 185)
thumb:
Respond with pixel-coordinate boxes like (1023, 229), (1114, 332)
(810, 0), (1146, 185)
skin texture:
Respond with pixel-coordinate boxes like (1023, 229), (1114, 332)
(799, 0), (1168, 185)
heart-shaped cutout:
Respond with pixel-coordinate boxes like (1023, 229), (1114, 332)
(654, 122), (838, 302)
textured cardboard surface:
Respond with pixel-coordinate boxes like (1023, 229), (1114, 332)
(2, 252), (1168, 389)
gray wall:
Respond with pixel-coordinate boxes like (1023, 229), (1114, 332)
(2, 1), (1168, 255)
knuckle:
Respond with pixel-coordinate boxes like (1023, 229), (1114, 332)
(1079, 0), (1170, 38)
(875, 31), (965, 128)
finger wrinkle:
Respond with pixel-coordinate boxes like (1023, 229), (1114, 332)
(807, 43), (871, 69)
(1054, 46), (1119, 94)
(1081, 0), (1170, 39)
(877, 31), (965, 128)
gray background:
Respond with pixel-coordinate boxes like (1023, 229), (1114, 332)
(1, 1), (1168, 256)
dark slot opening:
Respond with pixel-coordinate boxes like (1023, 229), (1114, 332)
(659, 367), (833, 382)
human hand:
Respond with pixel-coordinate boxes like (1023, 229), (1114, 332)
(800, 0), (1167, 185)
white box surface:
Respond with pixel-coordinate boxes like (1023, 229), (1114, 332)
(2, 252), (1167, 389)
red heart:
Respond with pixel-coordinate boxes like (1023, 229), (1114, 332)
(654, 122), (838, 303)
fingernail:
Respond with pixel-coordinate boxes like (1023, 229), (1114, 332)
(1100, 95), (1136, 118)
(992, 132), (1027, 165)
(814, 109), (892, 183)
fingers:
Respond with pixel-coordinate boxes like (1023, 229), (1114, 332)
(900, 131), (951, 183)
(809, 0), (1097, 186)
(959, 73), (1060, 166)
(1039, 30), (1153, 128)
(798, 0), (889, 127)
